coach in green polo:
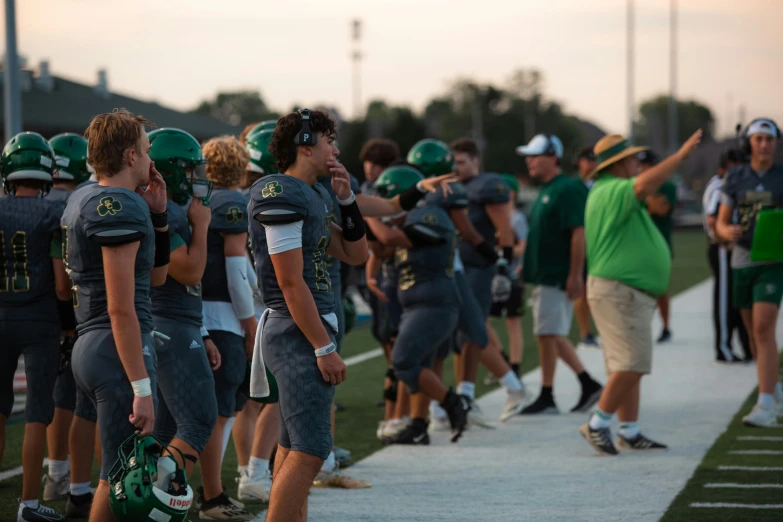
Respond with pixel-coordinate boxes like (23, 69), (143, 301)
(578, 130), (702, 456)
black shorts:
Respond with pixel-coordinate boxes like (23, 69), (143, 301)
(490, 281), (525, 318)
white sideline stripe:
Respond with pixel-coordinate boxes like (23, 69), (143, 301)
(719, 466), (783, 471)
(0, 459), (48, 483)
(691, 502), (783, 509)
(705, 483), (783, 489)
(728, 450), (783, 455)
(738, 436), (783, 441)
(343, 347), (383, 367)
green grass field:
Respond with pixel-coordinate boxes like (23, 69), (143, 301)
(0, 229), (715, 520)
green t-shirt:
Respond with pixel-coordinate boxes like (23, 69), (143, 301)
(647, 180), (677, 248)
(585, 175), (672, 296)
(522, 174), (587, 288)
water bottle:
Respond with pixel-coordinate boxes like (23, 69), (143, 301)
(154, 456), (177, 492)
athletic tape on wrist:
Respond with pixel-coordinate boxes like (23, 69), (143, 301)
(131, 377), (152, 397)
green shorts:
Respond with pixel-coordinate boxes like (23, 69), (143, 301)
(732, 263), (783, 310)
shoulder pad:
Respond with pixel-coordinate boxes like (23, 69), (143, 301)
(470, 173), (510, 204)
(250, 175), (309, 225)
(82, 188), (149, 245)
(210, 190), (249, 234)
(424, 181), (469, 209)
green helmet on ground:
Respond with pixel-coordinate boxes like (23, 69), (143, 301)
(406, 139), (454, 177)
(148, 128), (212, 206)
(373, 165), (424, 199)
(49, 133), (93, 184)
(246, 119), (278, 140)
(1, 132), (55, 194)
(108, 433), (193, 522)
(246, 129), (278, 176)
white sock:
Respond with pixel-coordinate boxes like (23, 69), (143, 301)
(775, 381), (783, 398)
(588, 408), (612, 430)
(430, 400), (447, 419)
(456, 382), (475, 400)
(248, 456), (270, 481)
(21, 499), (39, 510)
(500, 370), (523, 392)
(237, 465), (248, 477)
(70, 481), (91, 496)
(758, 393), (775, 410)
(48, 458), (69, 480)
(320, 451), (336, 473)
(618, 421), (640, 439)
(220, 417), (236, 463)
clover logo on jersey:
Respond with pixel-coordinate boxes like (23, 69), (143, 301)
(97, 197), (122, 217)
(262, 181), (283, 198)
(226, 206), (244, 224)
(422, 213), (438, 226)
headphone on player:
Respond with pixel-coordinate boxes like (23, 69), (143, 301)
(293, 109), (317, 147)
(737, 117), (780, 158)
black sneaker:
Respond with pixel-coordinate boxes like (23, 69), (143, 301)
(441, 390), (470, 443)
(578, 423), (618, 456)
(17, 502), (66, 522)
(390, 419), (430, 445)
(617, 433), (668, 450)
(519, 393), (559, 415)
(656, 328), (672, 344)
(65, 492), (93, 518)
(571, 383), (603, 413)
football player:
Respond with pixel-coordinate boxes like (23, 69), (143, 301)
(249, 109), (367, 521)
(62, 109), (169, 522)
(147, 128), (219, 481)
(0, 132), (70, 522)
(197, 136), (256, 520)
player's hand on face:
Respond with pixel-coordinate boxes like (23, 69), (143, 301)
(188, 198), (212, 228)
(317, 351), (347, 385)
(204, 338), (221, 371)
(138, 164), (168, 215)
(328, 160), (353, 201)
(130, 395), (155, 436)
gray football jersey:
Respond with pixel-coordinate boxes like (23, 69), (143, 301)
(458, 173), (510, 268)
(249, 175), (335, 315)
(0, 195), (64, 322)
(47, 187), (72, 203)
(150, 200), (202, 326)
(317, 174), (361, 290)
(202, 188), (249, 303)
(62, 184), (155, 334)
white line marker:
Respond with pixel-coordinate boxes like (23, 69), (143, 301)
(728, 450), (783, 455)
(0, 466), (23, 482)
(738, 436), (783, 441)
(344, 347), (383, 367)
(719, 466), (783, 471)
(691, 502), (783, 510)
(705, 483), (783, 489)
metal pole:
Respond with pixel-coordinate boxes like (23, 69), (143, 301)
(351, 19), (362, 120)
(668, 0), (678, 153)
(4, 0), (22, 142)
(627, 0), (634, 141)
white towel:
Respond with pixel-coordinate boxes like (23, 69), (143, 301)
(249, 308), (270, 399)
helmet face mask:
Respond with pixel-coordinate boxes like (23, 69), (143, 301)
(49, 133), (92, 184)
(149, 128), (213, 206)
(2, 132), (56, 196)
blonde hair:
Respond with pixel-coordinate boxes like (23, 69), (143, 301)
(203, 136), (249, 187)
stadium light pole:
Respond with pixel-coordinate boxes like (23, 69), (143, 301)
(351, 19), (363, 120)
(4, 0), (22, 142)
(626, 0), (635, 141)
(668, 0), (678, 154)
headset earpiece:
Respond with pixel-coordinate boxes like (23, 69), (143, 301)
(294, 109), (317, 147)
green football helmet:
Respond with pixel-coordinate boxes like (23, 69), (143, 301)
(246, 129), (278, 176)
(246, 119), (278, 140)
(373, 165), (424, 199)
(1, 132), (56, 194)
(49, 133), (93, 184)
(406, 139), (454, 177)
(108, 433), (193, 522)
(148, 128), (212, 206)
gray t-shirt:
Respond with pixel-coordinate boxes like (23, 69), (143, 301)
(509, 209), (528, 276)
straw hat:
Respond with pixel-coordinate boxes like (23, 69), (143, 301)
(588, 135), (648, 179)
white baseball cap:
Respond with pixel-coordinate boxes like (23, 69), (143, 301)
(516, 134), (564, 159)
(746, 119), (779, 139)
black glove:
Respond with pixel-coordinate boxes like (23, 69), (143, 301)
(58, 335), (77, 375)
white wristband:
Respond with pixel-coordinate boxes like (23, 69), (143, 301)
(415, 181), (427, 193)
(337, 191), (356, 206)
(131, 377), (152, 398)
(314, 342), (337, 357)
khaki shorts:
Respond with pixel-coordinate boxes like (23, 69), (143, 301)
(587, 276), (656, 374)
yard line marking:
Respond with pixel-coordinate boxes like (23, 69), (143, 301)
(691, 502), (783, 509)
(0, 459), (48, 483)
(738, 436), (783, 441)
(728, 450), (783, 455)
(344, 347), (383, 367)
(705, 483), (783, 489)
(719, 466), (783, 471)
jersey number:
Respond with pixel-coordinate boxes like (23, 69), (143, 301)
(313, 236), (331, 292)
(0, 231), (31, 292)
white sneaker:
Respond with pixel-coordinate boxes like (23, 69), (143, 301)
(468, 400), (496, 429)
(428, 416), (451, 432)
(743, 404), (779, 428)
(42, 473), (70, 501)
(500, 389), (528, 422)
(376, 421), (387, 440)
(237, 470), (272, 503)
(381, 417), (409, 439)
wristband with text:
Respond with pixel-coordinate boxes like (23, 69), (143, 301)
(315, 342), (337, 357)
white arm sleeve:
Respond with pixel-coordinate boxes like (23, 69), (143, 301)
(263, 221), (303, 254)
(225, 256), (255, 320)
(246, 255), (258, 290)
